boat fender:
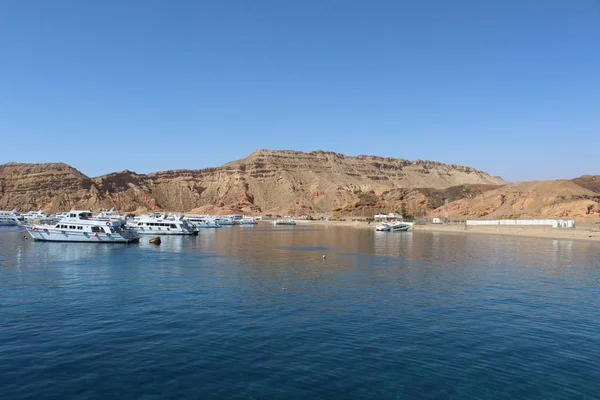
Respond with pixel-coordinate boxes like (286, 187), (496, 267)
(32, 227), (37, 231)
(94, 233), (98, 237)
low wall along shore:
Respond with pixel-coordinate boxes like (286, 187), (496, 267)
(465, 219), (575, 228)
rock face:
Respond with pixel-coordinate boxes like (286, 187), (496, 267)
(430, 180), (600, 221)
(1, 149), (505, 214)
(0, 162), (106, 212)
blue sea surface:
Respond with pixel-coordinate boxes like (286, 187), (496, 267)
(1, 225), (600, 399)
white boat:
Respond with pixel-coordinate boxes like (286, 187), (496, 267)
(127, 213), (198, 235)
(214, 217), (238, 226)
(25, 210), (139, 243)
(49, 212), (69, 222)
(21, 210), (57, 224)
(22, 210), (47, 220)
(273, 219), (296, 226)
(375, 221), (413, 232)
(184, 215), (221, 229)
(225, 214), (257, 225)
(93, 208), (127, 225)
(239, 216), (258, 225)
(0, 210), (24, 226)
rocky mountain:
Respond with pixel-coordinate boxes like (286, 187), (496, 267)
(430, 180), (600, 221)
(0, 162), (105, 212)
(0, 149), (504, 215)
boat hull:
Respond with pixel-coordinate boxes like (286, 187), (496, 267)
(193, 223), (220, 229)
(273, 219), (296, 226)
(26, 227), (139, 243)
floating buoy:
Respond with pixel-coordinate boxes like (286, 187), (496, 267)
(149, 237), (161, 245)
(322, 255), (326, 259)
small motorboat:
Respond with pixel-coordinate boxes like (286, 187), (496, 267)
(149, 237), (161, 245)
(273, 219), (296, 226)
(375, 220), (413, 232)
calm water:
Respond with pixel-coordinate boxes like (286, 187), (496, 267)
(1, 225), (600, 399)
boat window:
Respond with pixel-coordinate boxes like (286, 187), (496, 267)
(91, 226), (101, 233)
(77, 226), (83, 230)
(70, 214), (76, 218)
(170, 224), (177, 228)
(109, 228), (115, 233)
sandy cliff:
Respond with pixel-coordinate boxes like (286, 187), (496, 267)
(430, 179), (600, 221)
(0, 149), (503, 215)
(0, 162), (108, 211)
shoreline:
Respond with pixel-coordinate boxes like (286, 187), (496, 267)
(292, 220), (600, 243)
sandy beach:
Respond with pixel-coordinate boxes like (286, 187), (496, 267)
(292, 220), (600, 243)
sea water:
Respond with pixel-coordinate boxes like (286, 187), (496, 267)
(1, 225), (600, 399)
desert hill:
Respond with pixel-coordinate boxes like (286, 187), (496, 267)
(0, 162), (105, 212)
(0, 149), (504, 215)
(430, 179), (600, 221)
(572, 175), (600, 194)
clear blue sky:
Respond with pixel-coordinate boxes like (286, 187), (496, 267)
(1, 0), (598, 181)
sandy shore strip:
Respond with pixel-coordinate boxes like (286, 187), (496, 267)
(291, 220), (600, 242)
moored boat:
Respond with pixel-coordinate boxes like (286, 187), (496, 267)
(375, 220), (413, 232)
(25, 210), (139, 243)
(239, 216), (258, 225)
(22, 210), (52, 223)
(93, 208), (127, 226)
(273, 218), (296, 226)
(214, 217), (238, 226)
(183, 215), (221, 229)
(0, 210), (24, 226)
(127, 213), (197, 235)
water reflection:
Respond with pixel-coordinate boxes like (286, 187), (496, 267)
(2, 225), (600, 286)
